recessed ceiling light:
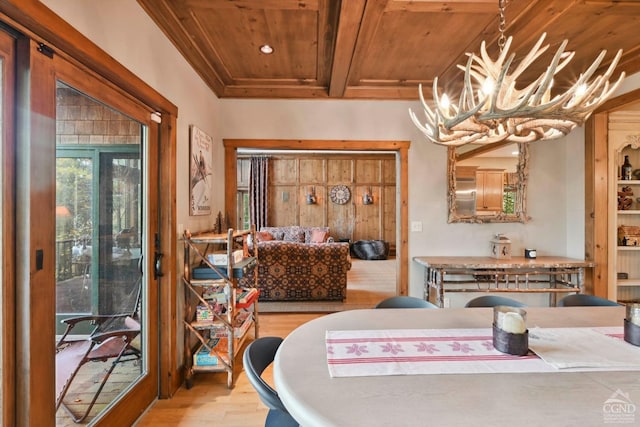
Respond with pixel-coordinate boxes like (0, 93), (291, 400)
(259, 44), (274, 54)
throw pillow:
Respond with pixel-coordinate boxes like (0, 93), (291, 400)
(256, 231), (274, 242)
(310, 229), (328, 244)
(283, 230), (305, 243)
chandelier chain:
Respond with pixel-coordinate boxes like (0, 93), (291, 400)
(498, 0), (507, 52)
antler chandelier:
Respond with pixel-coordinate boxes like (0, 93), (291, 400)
(409, 0), (625, 147)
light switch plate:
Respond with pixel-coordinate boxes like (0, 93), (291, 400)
(411, 221), (423, 232)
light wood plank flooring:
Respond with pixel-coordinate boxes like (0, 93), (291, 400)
(136, 259), (395, 426)
(56, 258), (395, 425)
(134, 313), (324, 426)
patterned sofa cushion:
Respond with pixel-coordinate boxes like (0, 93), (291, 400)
(260, 226), (331, 244)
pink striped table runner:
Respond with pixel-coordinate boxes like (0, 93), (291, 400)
(325, 327), (636, 378)
(326, 328), (549, 377)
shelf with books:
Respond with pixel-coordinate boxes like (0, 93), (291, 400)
(182, 227), (259, 389)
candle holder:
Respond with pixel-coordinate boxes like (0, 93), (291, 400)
(493, 306), (529, 356)
(624, 303), (640, 346)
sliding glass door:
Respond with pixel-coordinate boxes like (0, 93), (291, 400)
(53, 67), (158, 425)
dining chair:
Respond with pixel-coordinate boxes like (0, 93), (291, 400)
(375, 296), (438, 309)
(243, 337), (299, 427)
(465, 295), (527, 308)
(557, 294), (621, 307)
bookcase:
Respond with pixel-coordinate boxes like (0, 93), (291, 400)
(182, 227), (259, 388)
(610, 141), (640, 304)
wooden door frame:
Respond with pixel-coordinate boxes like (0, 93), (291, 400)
(0, 1), (179, 424)
(586, 88), (640, 298)
(0, 26), (16, 427)
(223, 139), (410, 296)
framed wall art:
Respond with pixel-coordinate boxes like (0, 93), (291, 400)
(189, 125), (212, 216)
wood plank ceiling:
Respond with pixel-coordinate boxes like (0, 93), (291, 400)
(138, 0), (640, 100)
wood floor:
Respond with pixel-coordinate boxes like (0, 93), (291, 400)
(56, 258), (395, 426)
(134, 313), (324, 426)
(135, 259), (395, 426)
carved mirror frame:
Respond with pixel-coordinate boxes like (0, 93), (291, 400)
(447, 142), (530, 223)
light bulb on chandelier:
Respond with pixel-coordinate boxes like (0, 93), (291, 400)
(409, 0), (625, 147)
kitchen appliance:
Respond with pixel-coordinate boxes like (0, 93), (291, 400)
(455, 177), (476, 216)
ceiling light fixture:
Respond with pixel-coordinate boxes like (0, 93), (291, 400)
(409, 0), (625, 147)
(259, 44), (274, 54)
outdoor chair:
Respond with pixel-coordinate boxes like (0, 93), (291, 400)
(55, 276), (142, 423)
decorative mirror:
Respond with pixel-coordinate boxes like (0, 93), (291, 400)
(447, 142), (529, 223)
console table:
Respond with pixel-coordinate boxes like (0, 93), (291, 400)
(413, 256), (595, 308)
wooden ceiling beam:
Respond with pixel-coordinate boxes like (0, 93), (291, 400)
(328, 0), (366, 97)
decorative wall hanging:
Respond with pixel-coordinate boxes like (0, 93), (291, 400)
(189, 125), (212, 216)
(330, 184), (351, 205)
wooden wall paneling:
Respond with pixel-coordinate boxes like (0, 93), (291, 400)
(299, 185), (326, 227)
(271, 158), (298, 184)
(355, 158), (381, 183)
(382, 158), (395, 184)
(299, 158), (325, 183)
(327, 158), (353, 183)
(298, 157), (326, 227)
(270, 185), (298, 227)
(328, 201), (354, 240)
(383, 185), (397, 252)
(326, 158), (353, 238)
(353, 184), (380, 240)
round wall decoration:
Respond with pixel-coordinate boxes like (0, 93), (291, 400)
(330, 184), (351, 204)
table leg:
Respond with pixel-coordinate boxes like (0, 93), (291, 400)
(577, 268), (585, 294)
(436, 269), (444, 308)
(549, 269), (558, 307)
(423, 267), (430, 303)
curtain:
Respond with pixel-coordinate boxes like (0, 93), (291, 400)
(249, 156), (269, 230)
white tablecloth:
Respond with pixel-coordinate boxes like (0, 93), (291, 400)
(528, 327), (640, 369)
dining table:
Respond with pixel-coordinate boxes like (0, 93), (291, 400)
(273, 306), (640, 427)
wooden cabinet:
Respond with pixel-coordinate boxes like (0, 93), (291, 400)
(610, 143), (640, 303)
(182, 228), (259, 388)
(476, 169), (504, 212)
